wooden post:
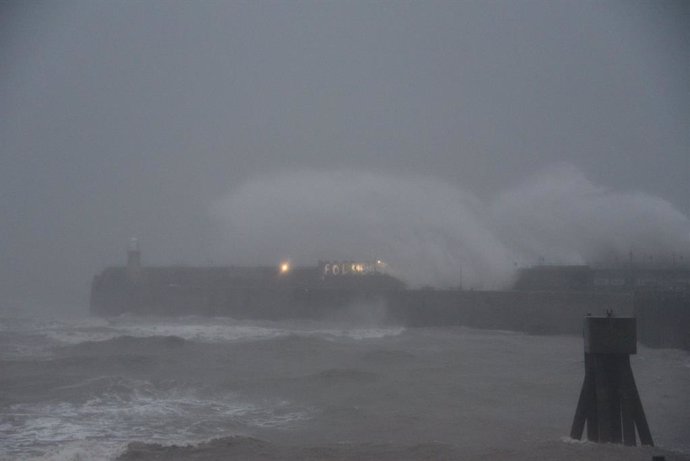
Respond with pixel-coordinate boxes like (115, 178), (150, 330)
(570, 316), (653, 446)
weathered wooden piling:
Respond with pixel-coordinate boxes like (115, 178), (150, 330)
(570, 314), (653, 446)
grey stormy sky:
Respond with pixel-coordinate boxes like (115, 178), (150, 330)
(1, 0), (689, 304)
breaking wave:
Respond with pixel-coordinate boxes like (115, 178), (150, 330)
(0, 375), (310, 460)
(4, 315), (404, 349)
(212, 165), (690, 289)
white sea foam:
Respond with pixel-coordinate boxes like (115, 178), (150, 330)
(43, 329), (120, 345)
(559, 435), (590, 445)
(118, 323), (287, 343)
(22, 440), (128, 461)
(37, 315), (405, 346)
(40, 319), (288, 345)
(0, 380), (310, 460)
(313, 327), (406, 341)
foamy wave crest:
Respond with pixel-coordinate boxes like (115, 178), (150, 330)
(212, 166), (690, 289)
(44, 319), (289, 345)
(116, 323), (287, 343)
(0, 377), (310, 459)
(313, 327), (406, 341)
(23, 440), (127, 461)
(0, 317), (115, 358)
(27, 314), (404, 348)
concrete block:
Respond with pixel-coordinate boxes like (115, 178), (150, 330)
(584, 317), (637, 354)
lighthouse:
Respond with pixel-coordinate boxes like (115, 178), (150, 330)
(126, 237), (142, 282)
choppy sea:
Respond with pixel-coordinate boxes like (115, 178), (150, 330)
(1, 305), (688, 460)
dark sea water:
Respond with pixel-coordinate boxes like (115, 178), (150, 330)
(1, 304), (689, 460)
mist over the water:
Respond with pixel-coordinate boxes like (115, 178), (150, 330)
(212, 165), (690, 289)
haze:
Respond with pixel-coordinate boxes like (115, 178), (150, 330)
(1, 0), (689, 306)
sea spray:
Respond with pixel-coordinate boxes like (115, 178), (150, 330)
(211, 166), (690, 289)
(490, 164), (690, 267)
(211, 170), (512, 288)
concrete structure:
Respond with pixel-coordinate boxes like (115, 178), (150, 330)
(126, 238), (141, 283)
(571, 316), (653, 446)
(90, 248), (690, 350)
(514, 264), (690, 293)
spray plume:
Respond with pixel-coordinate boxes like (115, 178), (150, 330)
(211, 165), (690, 289)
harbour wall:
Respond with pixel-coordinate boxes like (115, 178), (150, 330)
(385, 289), (689, 350)
(384, 289), (633, 336)
(91, 271), (688, 350)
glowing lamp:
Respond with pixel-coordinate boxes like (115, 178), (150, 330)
(279, 262), (291, 274)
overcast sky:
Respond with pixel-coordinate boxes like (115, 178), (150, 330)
(1, 0), (689, 304)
